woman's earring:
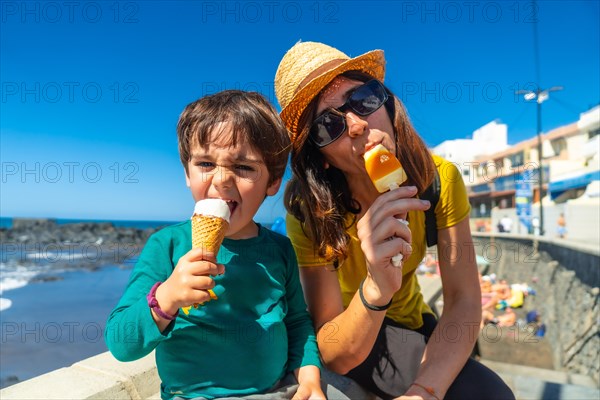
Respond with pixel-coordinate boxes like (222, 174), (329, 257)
(324, 161), (330, 169)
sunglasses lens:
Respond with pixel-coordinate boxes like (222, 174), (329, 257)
(347, 80), (388, 115)
(311, 112), (345, 147)
(310, 80), (388, 148)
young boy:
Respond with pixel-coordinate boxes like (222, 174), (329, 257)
(105, 91), (324, 399)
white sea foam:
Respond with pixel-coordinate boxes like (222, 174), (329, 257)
(0, 297), (13, 312)
(0, 247), (112, 313)
(0, 277), (30, 295)
(0, 262), (40, 312)
(26, 252), (87, 261)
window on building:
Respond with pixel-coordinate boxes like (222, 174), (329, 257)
(468, 200), (491, 218)
(589, 127), (600, 139)
(496, 196), (515, 209)
(477, 163), (488, 178)
(507, 151), (524, 168)
(551, 138), (567, 156)
(479, 161), (503, 180)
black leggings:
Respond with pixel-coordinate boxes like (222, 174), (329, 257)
(346, 315), (515, 400)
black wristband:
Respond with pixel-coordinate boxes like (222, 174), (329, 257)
(359, 279), (392, 311)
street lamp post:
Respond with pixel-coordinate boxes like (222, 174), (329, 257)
(536, 95), (544, 236)
(516, 86), (563, 236)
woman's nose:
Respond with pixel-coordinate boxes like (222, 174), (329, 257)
(345, 112), (368, 138)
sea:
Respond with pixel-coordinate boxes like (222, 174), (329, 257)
(0, 217), (178, 388)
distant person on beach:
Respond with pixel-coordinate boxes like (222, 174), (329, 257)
(557, 213), (567, 238)
(105, 91), (329, 399)
(482, 307), (516, 328)
(496, 220), (505, 233)
(416, 253), (438, 275)
(531, 216), (540, 236)
(500, 215), (512, 233)
(274, 41), (514, 399)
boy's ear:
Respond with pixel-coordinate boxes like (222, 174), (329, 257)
(266, 178), (282, 196)
(185, 169), (191, 187)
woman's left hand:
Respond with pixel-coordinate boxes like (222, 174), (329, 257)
(394, 384), (436, 400)
(292, 381), (326, 400)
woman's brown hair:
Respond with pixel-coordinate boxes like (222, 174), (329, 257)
(284, 71), (436, 264)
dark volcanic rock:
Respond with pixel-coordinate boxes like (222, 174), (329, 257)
(0, 375), (20, 389)
(0, 218), (163, 265)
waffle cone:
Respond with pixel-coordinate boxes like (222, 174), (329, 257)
(191, 215), (228, 254)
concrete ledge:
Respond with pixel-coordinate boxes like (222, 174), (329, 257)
(481, 360), (600, 400)
(0, 366), (131, 399)
(481, 360), (598, 388)
(0, 352), (159, 400)
(472, 232), (600, 257)
(477, 328), (555, 369)
(75, 352), (160, 399)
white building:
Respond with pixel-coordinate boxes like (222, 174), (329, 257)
(548, 105), (600, 201)
(463, 105), (599, 242)
(433, 120), (508, 180)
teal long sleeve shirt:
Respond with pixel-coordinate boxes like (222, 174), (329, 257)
(105, 222), (321, 399)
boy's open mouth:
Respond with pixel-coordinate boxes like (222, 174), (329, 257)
(225, 200), (238, 215)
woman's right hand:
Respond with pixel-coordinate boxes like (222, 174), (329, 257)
(154, 248), (225, 316)
(357, 186), (430, 301)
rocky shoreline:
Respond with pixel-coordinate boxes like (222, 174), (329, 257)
(0, 218), (162, 268)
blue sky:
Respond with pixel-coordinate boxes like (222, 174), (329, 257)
(1, 1), (599, 222)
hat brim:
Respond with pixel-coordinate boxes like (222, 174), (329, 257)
(280, 49), (385, 140)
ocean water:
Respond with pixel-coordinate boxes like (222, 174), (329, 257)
(0, 217), (12, 229)
(0, 266), (132, 388)
(0, 216), (176, 230)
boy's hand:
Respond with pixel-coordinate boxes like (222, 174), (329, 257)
(155, 248), (225, 316)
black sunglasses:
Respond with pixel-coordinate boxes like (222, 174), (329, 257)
(310, 79), (389, 148)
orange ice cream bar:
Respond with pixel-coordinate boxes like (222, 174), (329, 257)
(364, 144), (408, 267)
(364, 144), (407, 192)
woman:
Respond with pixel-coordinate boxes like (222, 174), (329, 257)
(274, 41), (514, 400)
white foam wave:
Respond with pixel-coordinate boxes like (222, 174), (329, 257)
(0, 297), (13, 312)
(0, 277), (30, 295)
(25, 252), (87, 261)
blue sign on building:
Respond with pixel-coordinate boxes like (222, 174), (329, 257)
(515, 179), (533, 231)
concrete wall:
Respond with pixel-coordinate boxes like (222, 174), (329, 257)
(472, 233), (600, 383)
(552, 197), (600, 245)
(0, 351), (161, 399)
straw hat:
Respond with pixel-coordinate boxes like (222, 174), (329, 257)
(274, 41), (386, 142)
